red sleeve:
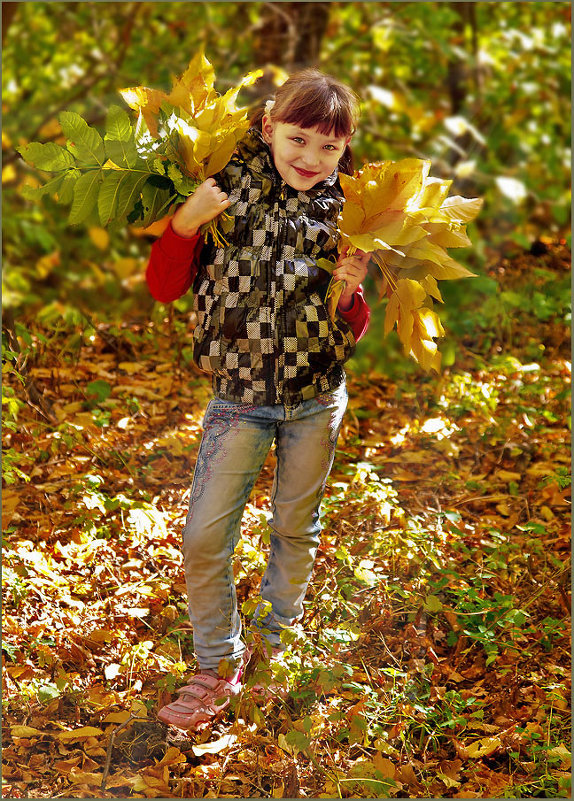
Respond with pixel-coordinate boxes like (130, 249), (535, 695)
(146, 221), (204, 303)
(339, 286), (371, 342)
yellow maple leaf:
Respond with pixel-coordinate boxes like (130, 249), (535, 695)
(120, 52), (263, 183)
(335, 158), (482, 371)
(120, 52), (264, 245)
(168, 49), (216, 114)
(119, 86), (166, 138)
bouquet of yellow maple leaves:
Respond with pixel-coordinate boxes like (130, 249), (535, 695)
(324, 160), (482, 372)
(18, 51), (262, 244)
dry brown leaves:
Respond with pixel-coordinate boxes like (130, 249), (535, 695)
(2, 242), (570, 798)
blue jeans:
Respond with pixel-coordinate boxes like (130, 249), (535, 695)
(181, 382), (348, 671)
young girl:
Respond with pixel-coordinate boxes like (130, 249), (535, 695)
(146, 68), (371, 731)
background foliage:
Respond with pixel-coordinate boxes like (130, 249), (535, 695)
(2, 1), (571, 341)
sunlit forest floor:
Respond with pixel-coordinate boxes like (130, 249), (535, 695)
(2, 241), (571, 799)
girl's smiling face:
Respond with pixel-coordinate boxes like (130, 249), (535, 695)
(262, 117), (350, 191)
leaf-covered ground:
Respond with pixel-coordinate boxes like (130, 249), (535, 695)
(2, 241), (571, 799)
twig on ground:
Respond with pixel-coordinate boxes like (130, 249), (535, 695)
(101, 713), (149, 790)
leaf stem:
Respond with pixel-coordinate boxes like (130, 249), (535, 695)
(373, 251), (398, 293)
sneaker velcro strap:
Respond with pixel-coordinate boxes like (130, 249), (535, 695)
(178, 674), (221, 691)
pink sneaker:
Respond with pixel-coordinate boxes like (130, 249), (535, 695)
(157, 671), (242, 731)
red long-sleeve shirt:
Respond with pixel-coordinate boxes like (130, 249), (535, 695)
(146, 222), (371, 342)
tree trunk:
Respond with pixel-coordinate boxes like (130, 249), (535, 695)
(2, 2), (19, 45)
(446, 1), (477, 115)
(253, 3), (331, 71)
(446, 1), (482, 171)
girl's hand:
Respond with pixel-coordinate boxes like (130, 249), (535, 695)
(333, 247), (370, 310)
(171, 178), (231, 238)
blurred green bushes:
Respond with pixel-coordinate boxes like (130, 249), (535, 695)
(2, 2), (570, 339)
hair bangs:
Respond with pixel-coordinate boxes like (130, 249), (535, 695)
(279, 95), (355, 138)
(273, 69), (359, 139)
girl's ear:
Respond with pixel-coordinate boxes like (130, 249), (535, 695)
(261, 114), (274, 144)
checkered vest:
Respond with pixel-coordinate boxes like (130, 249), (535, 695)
(192, 128), (356, 406)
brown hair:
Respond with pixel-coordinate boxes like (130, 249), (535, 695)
(252, 68), (360, 175)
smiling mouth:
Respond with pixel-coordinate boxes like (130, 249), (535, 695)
(294, 167), (319, 178)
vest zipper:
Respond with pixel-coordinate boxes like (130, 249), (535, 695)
(272, 180), (287, 404)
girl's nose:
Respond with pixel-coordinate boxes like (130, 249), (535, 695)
(302, 149), (321, 167)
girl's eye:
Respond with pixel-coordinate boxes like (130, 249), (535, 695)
(291, 137), (305, 144)
(324, 144), (337, 151)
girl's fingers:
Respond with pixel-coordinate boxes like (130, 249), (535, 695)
(334, 249), (369, 288)
(333, 262), (368, 289)
(336, 260), (367, 276)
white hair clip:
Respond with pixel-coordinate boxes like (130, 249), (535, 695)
(264, 99), (275, 117)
